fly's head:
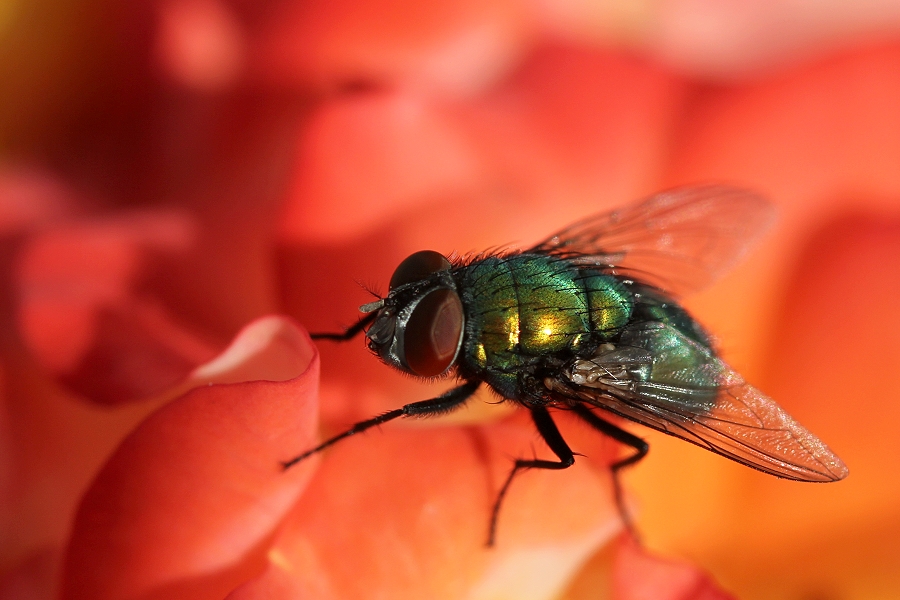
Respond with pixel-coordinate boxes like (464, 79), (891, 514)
(362, 250), (465, 378)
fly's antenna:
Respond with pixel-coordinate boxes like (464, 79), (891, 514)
(309, 311), (377, 342)
(309, 280), (383, 342)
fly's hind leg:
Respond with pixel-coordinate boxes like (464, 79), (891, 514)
(282, 380), (481, 469)
(487, 406), (575, 547)
(570, 403), (648, 539)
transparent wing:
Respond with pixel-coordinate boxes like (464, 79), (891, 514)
(587, 378), (848, 482)
(549, 324), (848, 482)
(528, 186), (775, 297)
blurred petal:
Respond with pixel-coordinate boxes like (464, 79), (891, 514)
(718, 213), (900, 597)
(0, 166), (71, 234)
(281, 90), (482, 243)
(281, 43), (682, 248)
(648, 0), (900, 77)
(14, 209), (220, 404)
(60, 316), (320, 600)
(767, 214), (900, 534)
(248, 0), (531, 95)
(530, 0), (653, 46)
(155, 0), (246, 90)
(0, 547), (59, 600)
(465, 44), (684, 235)
(230, 411), (620, 600)
(668, 43), (900, 205)
(613, 535), (734, 600)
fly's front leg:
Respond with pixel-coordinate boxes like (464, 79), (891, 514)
(487, 406), (575, 546)
(282, 380), (481, 469)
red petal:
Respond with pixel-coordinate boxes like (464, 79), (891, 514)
(468, 44), (684, 232)
(0, 167), (70, 234)
(281, 90), (482, 243)
(613, 536), (735, 600)
(155, 0), (245, 90)
(60, 317), (320, 600)
(280, 43), (684, 250)
(14, 210), (221, 404)
(0, 548), (60, 600)
(247, 0), (529, 94)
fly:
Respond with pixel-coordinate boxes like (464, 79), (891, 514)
(284, 186), (849, 545)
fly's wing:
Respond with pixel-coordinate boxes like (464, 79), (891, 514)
(549, 322), (848, 482)
(528, 186), (775, 297)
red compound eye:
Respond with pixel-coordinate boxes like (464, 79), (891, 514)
(389, 250), (451, 290)
(403, 288), (463, 377)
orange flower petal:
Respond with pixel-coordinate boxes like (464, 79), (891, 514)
(667, 43), (900, 204)
(721, 213), (900, 597)
(229, 411), (620, 599)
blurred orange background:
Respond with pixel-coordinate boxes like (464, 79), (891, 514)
(2, 1), (900, 599)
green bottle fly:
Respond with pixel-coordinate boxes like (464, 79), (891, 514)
(290, 186), (849, 546)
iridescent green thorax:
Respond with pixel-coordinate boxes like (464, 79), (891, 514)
(454, 253), (633, 396)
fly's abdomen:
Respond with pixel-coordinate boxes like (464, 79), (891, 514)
(457, 254), (633, 380)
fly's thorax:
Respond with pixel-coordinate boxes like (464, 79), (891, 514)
(365, 251), (465, 378)
(455, 254), (635, 379)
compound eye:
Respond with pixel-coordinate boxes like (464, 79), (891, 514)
(390, 250), (451, 290)
(404, 289), (464, 377)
